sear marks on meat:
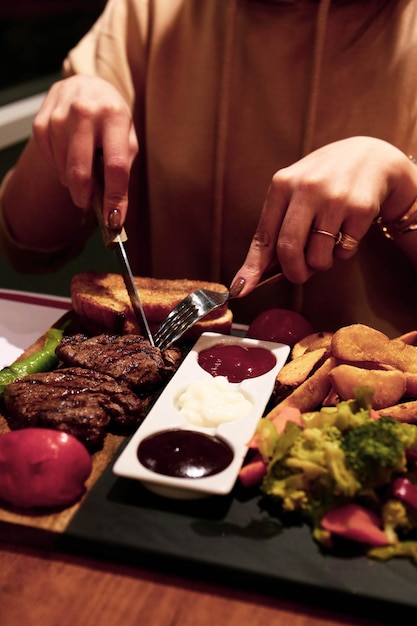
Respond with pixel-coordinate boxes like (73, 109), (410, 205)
(3, 334), (182, 452)
(56, 334), (182, 392)
(3, 367), (147, 451)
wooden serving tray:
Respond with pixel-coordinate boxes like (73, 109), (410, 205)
(0, 311), (126, 540)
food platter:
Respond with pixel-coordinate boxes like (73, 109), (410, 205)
(1, 290), (417, 621)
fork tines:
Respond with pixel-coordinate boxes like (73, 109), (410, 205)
(153, 289), (229, 350)
(153, 295), (201, 350)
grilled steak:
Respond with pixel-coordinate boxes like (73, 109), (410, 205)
(56, 333), (182, 392)
(3, 367), (147, 451)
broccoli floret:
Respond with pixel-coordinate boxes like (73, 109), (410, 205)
(285, 425), (342, 469)
(312, 525), (333, 548)
(368, 541), (417, 565)
(260, 394), (417, 550)
(346, 386), (375, 413)
(381, 499), (417, 544)
(284, 426), (359, 496)
(262, 423), (359, 513)
(262, 472), (308, 511)
(341, 417), (413, 488)
(301, 387), (373, 432)
(394, 421), (417, 452)
(272, 420), (303, 460)
(323, 441), (360, 497)
(267, 424), (341, 484)
(255, 418), (279, 460)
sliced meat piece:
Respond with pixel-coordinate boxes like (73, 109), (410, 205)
(3, 367), (147, 451)
(56, 334), (182, 392)
(161, 345), (184, 371)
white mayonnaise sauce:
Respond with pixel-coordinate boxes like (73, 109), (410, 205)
(176, 376), (253, 428)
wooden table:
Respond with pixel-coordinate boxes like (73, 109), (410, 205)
(0, 539), (384, 626)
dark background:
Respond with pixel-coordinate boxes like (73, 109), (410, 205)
(0, 1), (119, 297)
(1, 2), (106, 93)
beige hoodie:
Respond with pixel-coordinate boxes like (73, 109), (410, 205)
(3, 0), (417, 335)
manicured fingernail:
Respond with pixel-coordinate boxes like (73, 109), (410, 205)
(108, 209), (121, 230)
(229, 277), (245, 298)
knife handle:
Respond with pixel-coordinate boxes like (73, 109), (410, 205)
(92, 153), (127, 249)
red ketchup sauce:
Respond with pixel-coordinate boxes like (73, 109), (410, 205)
(197, 343), (276, 383)
(137, 429), (234, 478)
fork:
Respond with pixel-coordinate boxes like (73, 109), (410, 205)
(153, 270), (283, 350)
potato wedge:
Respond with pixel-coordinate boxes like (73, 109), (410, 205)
(329, 364), (406, 410)
(398, 330), (417, 345)
(291, 332), (333, 360)
(377, 401), (417, 423)
(405, 372), (417, 398)
(385, 338), (417, 374)
(276, 348), (327, 387)
(267, 357), (336, 418)
(274, 348), (328, 405)
(322, 387), (339, 407)
(331, 324), (389, 364)
(331, 323), (417, 374)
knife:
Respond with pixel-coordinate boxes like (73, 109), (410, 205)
(92, 158), (155, 346)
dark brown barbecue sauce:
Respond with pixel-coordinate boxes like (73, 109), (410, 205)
(197, 343), (276, 383)
(137, 429), (234, 478)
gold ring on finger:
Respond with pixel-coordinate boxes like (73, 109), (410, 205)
(311, 228), (339, 241)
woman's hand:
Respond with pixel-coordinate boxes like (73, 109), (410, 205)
(230, 137), (417, 296)
(32, 74), (139, 227)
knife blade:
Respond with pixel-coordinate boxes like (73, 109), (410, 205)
(92, 161), (154, 345)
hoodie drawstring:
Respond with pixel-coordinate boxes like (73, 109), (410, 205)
(210, 0), (238, 281)
(293, 0), (332, 313)
(301, 0), (332, 156)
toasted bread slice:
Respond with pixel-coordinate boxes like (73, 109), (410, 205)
(71, 272), (233, 340)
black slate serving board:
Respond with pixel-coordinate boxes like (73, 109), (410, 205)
(62, 437), (417, 623)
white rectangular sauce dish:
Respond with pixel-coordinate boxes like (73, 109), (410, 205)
(113, 332), (290, 499)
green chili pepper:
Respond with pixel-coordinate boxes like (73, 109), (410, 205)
(0, 325), (67, 396)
